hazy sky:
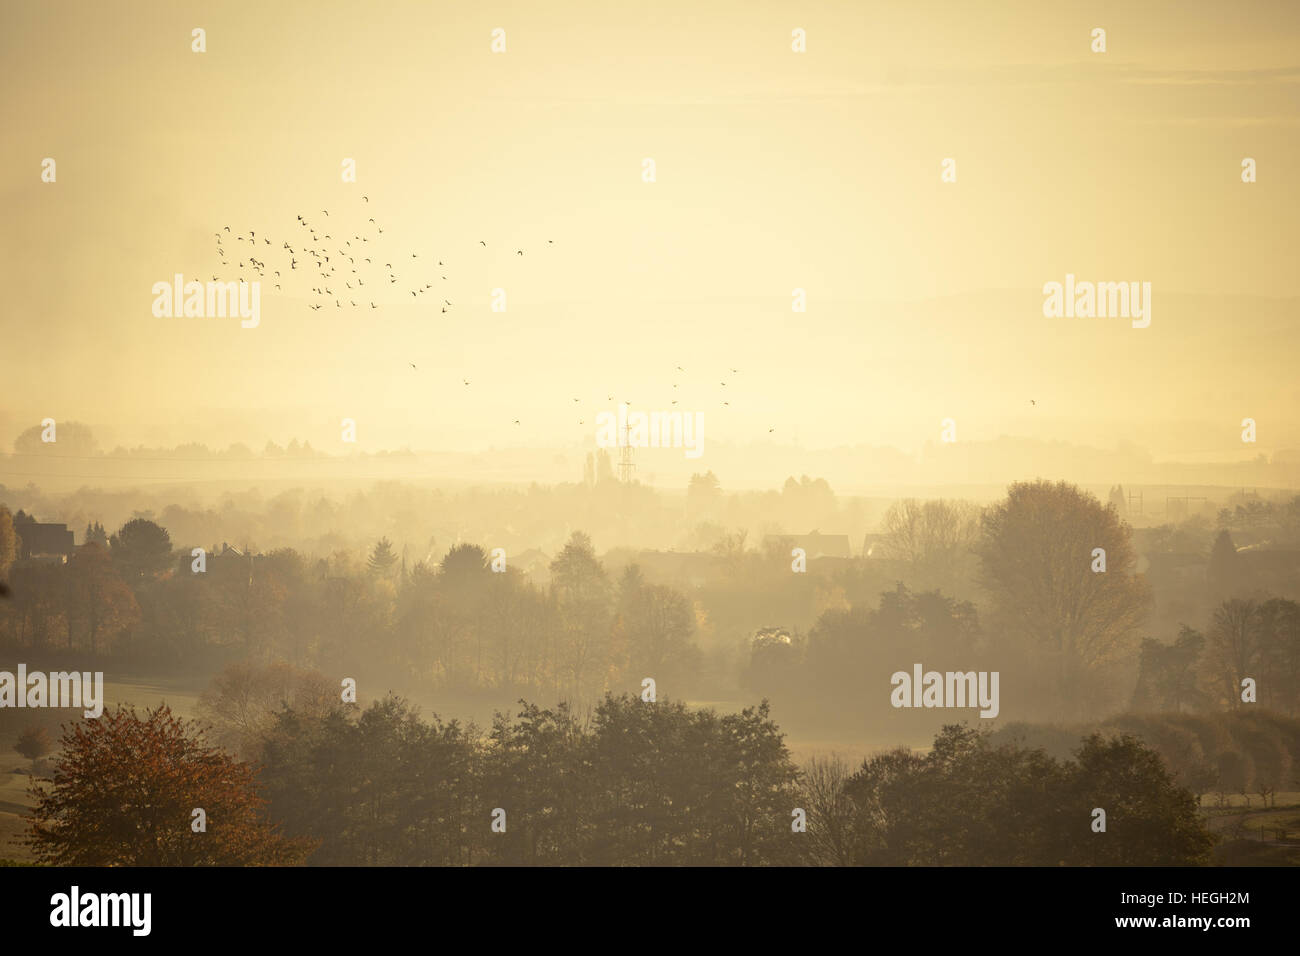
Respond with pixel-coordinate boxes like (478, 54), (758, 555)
(3, 0), (1299, 469)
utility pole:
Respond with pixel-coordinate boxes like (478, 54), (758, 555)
(618, 413), (635, 483)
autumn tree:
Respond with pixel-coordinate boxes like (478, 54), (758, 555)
(65, 541), (139, 654)
(27, 704), (314, 865)
(975, 480), (1151, 714)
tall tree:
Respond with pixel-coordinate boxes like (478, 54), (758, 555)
(1258, 598), (1300, 715)
(549, 532), (613, 701)
(975, 480), (1151, 713)
(0, 505), (19, 577)
(1130, 627), (1206, 712)
(109, 517), (173, 580)
(66, 541), (140, 654)
(1202, 599), (1262, 710)
(1207, 529), (1242, 597)
(366, 537), (399, 578)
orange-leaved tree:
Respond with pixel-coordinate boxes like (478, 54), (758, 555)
(27, 704), (315, 865)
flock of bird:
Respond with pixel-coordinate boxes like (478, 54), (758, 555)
(211, 196), (549, 317)
(209, 206), (772, 433)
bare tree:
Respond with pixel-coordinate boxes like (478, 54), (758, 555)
(798, 754), (857, 866)
(880, 498), (980, 590)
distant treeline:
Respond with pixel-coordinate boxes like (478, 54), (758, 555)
(2, 479), (1298, 728)
(992, 710), (1300, 808)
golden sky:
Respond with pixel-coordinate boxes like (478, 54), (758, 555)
(3, 0), (1299, 465)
